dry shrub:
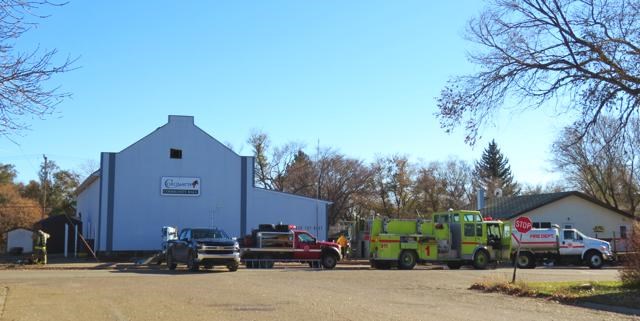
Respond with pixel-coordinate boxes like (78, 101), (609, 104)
(469, 280), (536, 297)
(620, 222), (640, 288)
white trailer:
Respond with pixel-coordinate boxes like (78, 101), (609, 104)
(511, 225), (614, 269)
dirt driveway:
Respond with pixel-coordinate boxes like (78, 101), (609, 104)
(0, 264), (636, 321)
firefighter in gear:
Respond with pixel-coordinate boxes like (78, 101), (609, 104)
(336, 234), (349, 257)
(33, 230), (50, 264)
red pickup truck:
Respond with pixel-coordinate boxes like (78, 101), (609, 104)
(240, 224), (342, 269)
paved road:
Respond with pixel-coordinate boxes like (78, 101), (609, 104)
(0, 265), (636, 321)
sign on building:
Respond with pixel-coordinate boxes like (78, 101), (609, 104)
(161, 177), (200, 196)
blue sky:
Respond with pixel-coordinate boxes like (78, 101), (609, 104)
(1, 1), (574, 185)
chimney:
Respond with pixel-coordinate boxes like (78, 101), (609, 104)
(477, 189), (485, 210)
(168, 115), (194, 125)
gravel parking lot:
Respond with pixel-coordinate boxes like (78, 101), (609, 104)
(0, 264), (636, 321)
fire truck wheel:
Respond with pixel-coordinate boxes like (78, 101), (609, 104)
(586, 251), (604, 269)
(516, 252), (535, 269)
(166, 251), (177, 270)
(187, 251), (200, 272)
(398, 251), (417, 270)
(322, 254), (338, 269)
(472, 250), (490, 270)
(446, 262), (461, 270)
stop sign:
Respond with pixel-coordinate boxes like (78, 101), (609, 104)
(514, 216), (532, 234)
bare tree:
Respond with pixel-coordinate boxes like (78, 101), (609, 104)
(437, 0), (640, 145)
(553, 116), (640, 214)
(316, 151), (374, 224)
(415, 159), (474, 213)
(247, 130), (304, 191)
(0, 1), (75, 136)
(520, 182), (567, 195)
(370, 156), (419, 218)
(439, 159), (475, 210)
(76, 159), (99, 181)
(415, 165), (443, 213)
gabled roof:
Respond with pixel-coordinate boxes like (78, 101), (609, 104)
(74, 170), (100, 196)
(36, 214), (82, 225)
(480, 191), (635, 220)
(254, 187), (333, 204)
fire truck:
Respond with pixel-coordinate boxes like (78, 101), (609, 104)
(368, 210), (511, 269)
(511, 225), (614, 269)
(239, 224), (342, 269)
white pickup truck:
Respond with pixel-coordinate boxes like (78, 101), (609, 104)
(512, 225), (615, 269)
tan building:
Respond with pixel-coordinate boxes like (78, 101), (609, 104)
(480, 191), (636, 252)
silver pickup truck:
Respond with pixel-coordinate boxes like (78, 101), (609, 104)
(166, 227), (240, 272)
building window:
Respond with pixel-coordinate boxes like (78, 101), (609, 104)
(620, 226), (628, 239)
(170, 148), (182, 159)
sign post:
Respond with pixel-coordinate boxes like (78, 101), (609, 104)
(512, 216), (532, 283)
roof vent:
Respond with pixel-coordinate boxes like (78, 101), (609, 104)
(168, 115), (194, 125)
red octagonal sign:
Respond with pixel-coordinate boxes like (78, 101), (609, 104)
(514, 216), (533, 234)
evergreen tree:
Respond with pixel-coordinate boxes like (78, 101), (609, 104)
(0, 163), (17, 184)
(473, 140), (519, 198)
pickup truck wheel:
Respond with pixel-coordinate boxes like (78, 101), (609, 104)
(472, 250), (490, 270)
(227, 262), (239, 272)
(166, 251), (177, 270)
(586, 251), (604, 269)
(187, 251), (199, 272)
(321, 254), (337, 269)
(398, 251), (417, 270)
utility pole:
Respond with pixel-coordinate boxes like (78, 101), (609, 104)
(315, 139), (321, 235)
(42, 154), (48, 220)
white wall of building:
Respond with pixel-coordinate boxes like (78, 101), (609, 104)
(78, 115), (329, 252)
(248, 188), (329, 240)
(76, 177), (100, 240)
(510, 195), (634, 251)
(7, 229), (33, 253)
(109, 116), (241, 251)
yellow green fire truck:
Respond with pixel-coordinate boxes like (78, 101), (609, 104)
(368, 210), (511, 269)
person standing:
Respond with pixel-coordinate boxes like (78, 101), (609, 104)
(336, 234), (348, 258)
(33, 230), (50, 264)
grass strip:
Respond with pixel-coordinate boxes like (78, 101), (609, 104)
(470, 280), (640, 310)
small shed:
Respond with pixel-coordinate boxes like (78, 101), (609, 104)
(34, 215), (82, 254)
(6, 228), (34, 254)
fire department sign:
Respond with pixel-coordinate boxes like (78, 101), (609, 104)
(161, 177), (200, 196)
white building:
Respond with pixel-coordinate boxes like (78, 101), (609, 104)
(6, 228), (33, 253)
(480, 191), (636, 252)
(75, 115), (331, 253)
